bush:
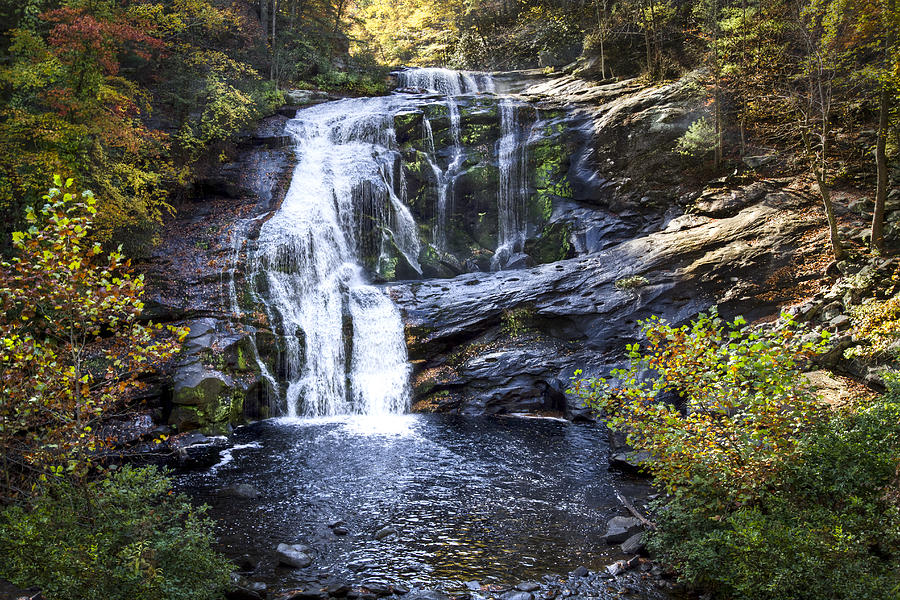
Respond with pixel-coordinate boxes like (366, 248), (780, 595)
(572, 310), (900, 599)
(572, 309), (829, 501)
(648, 396), (900, 600)
(0, 465), (232, 600)
(675, 116), (717, 158)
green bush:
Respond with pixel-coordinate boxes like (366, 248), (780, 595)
(573, 311), (900, 599)
(648, 395), (900, 600)
(0, 466), (232, 600)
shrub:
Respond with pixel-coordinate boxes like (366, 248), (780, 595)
(0, 465), (232, 600)
(0, 181), (187, 500)
(675, 116), (717, 158)
(647, 396), (900, 600)
(845, 294), (900, 359)
(572, 308), (830, 502)
(572, 310), (900, 599)
(613, 275), (649, 291)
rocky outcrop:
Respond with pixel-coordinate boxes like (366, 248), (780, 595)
(140, 113), (297, 434)
(392, 181), (826, 415)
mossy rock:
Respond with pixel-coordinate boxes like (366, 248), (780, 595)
(525, 221), (575, 264)
(394, 110), (423, 143)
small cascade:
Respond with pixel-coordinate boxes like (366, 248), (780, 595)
(398, 68), (495, 251)
(492, 101), (543, 270)
(246, 98), (414, 417)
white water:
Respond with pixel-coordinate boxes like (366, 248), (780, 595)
(250, 98), (415, 417)
(398, 68), (496, 251)
(236, 69), (546, 418)
(492, 100), (543, 270)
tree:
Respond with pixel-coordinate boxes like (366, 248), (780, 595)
(0, 179), (186, 502)
(571, 309), (829, 501)
(790, 0), (855, 261)
(867, 0), (899, 252)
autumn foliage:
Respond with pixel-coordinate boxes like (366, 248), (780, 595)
(571, 309), (830, 503)
(0, 179), (187, 501)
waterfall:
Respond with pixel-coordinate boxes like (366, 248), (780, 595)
(247, 98), (414, 417)
(492, 101), (543, 270)
(398, 68), (496, 251)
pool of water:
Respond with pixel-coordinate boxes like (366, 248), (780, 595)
(176, 414), (651, 590)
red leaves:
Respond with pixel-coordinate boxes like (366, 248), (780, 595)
(43, 7), (164, 76)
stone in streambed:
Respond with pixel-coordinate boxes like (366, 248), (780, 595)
(326, 583), (351, 597)
(276, 543), (313, 568)
(227, 574), (267, 600)
(621, 532), (644, 555)
(405, 591), (450, 600)
(361, 581), (392, 596)
(571, 566), (589, 578)
(287, 590), (327, 600)
(332, 526), (349, 535)
(516, 582), (541, 592)
(219, 484), (260, 500)
(501, 592), (533, 600)
(374, 526), (398, 540)
(603, 516), (643, 544)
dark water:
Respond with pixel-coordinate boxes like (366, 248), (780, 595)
(177, 414), (650, 590)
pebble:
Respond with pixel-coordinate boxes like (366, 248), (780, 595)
(374, 526), (398, 540)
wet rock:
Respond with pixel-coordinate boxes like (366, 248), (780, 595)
(500, 592), (533, 600)
(621, 532), (645, 555)
(325, 583), (350, 597)
(605, 561), (626, 577)
(571, 566), (589, 578)
(236, 554), (261, 572)
(327, 520), (345, 529)
(464, 582), (481, 592)
(394, 185), (819, 417)
(361, 582), (392, 596)
(276, 543), (313, 568)
(332, 526), (349, 536)
(405, 591), (450, 600)
(608, 451), (652, 474)
(227, 574), (267, 600)
(515, 582), (541, 592)
(374, 526), (398, 540)
(287, 590), (327, 600)
(603, 516), (643, 544)
(219, 484), (261, 500)
(0, 579), (43, 600)
(392, 585), (410, 595)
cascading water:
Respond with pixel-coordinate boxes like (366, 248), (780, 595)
(236, 69), (550, 418)
(247, 98), (417, 417)
(398, 68), (496, 250)
(492, 100), (543, 270)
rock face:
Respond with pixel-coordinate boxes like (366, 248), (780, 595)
(141, 71), (829, 428)
(392, 183), (823, 415)
(141, 112), (297, 433)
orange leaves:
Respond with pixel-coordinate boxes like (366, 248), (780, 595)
(572, 307), (830, 506)
(0, 181), (183, 501)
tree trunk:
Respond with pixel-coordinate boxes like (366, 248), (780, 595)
(872, 85), (891, 253)
(270, 0), (278, 81)
(872, 0), (895, 253)
(815, 168), (844, 260)
(261, 0), (268, 41)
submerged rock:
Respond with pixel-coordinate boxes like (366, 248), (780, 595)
(276, 543), (314, 569)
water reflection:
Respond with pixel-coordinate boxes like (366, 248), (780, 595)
(177, 415), (648, 589)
